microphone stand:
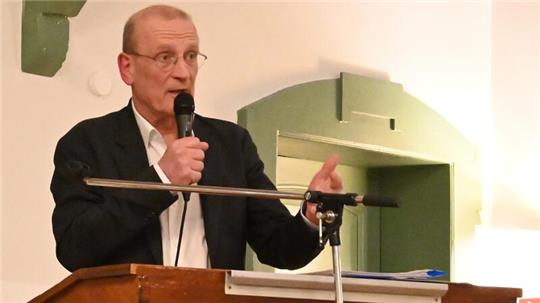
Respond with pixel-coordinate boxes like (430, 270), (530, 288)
(304, 191), (358, 303)
(84, 177), (398, 303)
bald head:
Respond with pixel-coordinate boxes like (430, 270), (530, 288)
(123, 5), (193, 53)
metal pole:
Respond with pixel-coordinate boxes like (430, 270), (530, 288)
(85, 177), (303, 200)
(332, 244), (344, 303)
(84, 177), (396, 207)
(329, 231), (344, 303)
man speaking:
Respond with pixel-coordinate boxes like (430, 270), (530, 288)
(51, 5), (343, 272)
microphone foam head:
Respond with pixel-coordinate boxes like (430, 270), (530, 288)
(174, 92), (195, 115)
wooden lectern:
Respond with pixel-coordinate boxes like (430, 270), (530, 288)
(29, 264), (521, 303)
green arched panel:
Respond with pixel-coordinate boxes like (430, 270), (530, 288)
(238, 72), (480, 279)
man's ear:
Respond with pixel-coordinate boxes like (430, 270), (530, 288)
(117, 53), (134, 85)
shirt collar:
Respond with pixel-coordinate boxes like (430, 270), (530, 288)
(131, 100), (160, 148)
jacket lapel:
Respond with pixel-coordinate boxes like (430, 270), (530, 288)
(113, 103), (163, 265)
(193, 116), (224, 265)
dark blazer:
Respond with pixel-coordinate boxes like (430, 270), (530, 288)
(51, 103), (321, 272)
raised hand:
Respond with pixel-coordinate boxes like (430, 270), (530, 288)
(304, 154), (343, 225)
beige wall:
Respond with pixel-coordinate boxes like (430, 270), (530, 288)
(471, 2), (540, 295)
(490, 2), (540, 229)
(1, 1), (538, 301)
(0, 2), (3, 301)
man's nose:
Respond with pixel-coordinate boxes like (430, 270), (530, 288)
(170, 58), (193, 79)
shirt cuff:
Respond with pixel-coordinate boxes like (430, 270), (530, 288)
(300, 200), (319, 231)
(153, 164), (178, 196)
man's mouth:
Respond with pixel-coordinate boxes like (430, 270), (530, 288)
(168, 89), (189, 96)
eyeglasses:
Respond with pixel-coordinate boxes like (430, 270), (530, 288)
(127, 50), (208, 71)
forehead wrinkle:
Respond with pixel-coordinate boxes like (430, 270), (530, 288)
(151, 29), (198, 39)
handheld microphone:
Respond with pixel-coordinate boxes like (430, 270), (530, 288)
(173, 92), (195, 203)
(174, 92), (195, 138)
(173, 92), (195, 267)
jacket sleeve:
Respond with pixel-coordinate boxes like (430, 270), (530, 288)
(50, 127), (175, 272)
(240, 129), (323, 270)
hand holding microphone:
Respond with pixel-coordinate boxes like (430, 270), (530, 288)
(159, 137), (208, 185)
(158, 92), (208, 186)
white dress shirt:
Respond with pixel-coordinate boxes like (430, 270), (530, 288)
(132, 103), (209, 268)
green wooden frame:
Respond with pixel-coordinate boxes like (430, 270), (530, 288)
(238, 72), (481, 279)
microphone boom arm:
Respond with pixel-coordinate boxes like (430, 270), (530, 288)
(83, 177), (399, 208)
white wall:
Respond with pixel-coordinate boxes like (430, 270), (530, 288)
(491, 2), (540, 229)
(471, 2), (540, 296)
(1, 1), (538, 301)
(0, 2), (4, 301)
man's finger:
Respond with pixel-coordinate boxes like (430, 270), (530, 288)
(199, 141), (209, 151)
(329, 171), (343, 191)
(317, 154), (340, 178)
